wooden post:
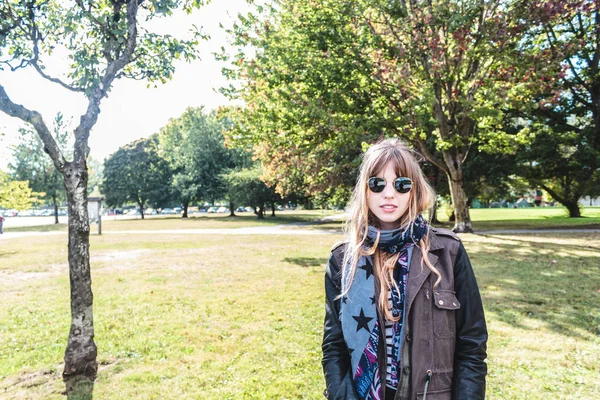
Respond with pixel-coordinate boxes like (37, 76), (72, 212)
(88, 197), (104, 235)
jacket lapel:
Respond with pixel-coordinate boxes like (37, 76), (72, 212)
(405, 244), (438, 316)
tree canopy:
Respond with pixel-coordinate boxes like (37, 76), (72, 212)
(512, 0), (600, 217)
(102, 136), (172, 219)
(158, 107), (236, 216)
(0, 170), (43, 211)
(220, 0), (531, 232)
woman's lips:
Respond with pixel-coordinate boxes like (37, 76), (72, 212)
(380, 204), (397, 213)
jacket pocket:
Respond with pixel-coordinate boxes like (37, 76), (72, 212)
(432, 290), (460, 338)
(416, 388), (452, 400)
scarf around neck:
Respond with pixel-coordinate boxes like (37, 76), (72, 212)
(340, 214), (428, 399)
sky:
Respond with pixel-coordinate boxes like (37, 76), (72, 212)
(0, 0), (253, 171)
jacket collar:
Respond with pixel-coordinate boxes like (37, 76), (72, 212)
(427, 228), (447, 251)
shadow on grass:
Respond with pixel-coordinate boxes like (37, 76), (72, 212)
(480, 234), (600, 252)
(468, 235), (600, 339)
(111, 212), (338, 225)
(65, 376), (94, 400)
(284, 257), (327, 268)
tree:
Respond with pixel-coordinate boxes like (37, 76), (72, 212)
(0, 0), (205, 393)
(0, 170), (43, 210)
(158, 108), (235, 218)
(513, 0), (600, 217)
(222, 0), (528, 232)
(102, 136), (171, 219)
(223, 166), (277, 219)
(10, 113), (70, 223)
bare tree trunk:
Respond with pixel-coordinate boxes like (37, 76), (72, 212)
(137, 200), (145, 220)
(62, 163), (97, 396)
(182, 200), (189, 219)
(541, 184), (582, 218)
(565, 201), (582, 217)
(270, 200), (276, 217)
(430, 199), (439, 224)
(53, 194), (59, 224)
(257, 204), (265, 219)
(229, 200), (236, 217)
(447, 174), (472, 232)
(443, 150), (473, 233)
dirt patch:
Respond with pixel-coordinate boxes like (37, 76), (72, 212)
(0, 249), (152, 285)
(0, 263), (66, 283)
(91, 249), (152, 273)
(0, 368), (59, 394)
(92, 249), (152, 263)
(1, 360), (119, 398)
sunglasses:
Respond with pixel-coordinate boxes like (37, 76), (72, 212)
(368, 177), (413, 194)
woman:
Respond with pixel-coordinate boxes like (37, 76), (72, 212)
(322, 138), (487, 400)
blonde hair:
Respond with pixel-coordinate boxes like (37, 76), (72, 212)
(341, 138), (440, 322)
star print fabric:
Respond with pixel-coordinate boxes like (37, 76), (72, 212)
(339, 215), (427, 399)
(354, 324), (382, 400)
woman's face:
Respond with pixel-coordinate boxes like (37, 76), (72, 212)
(367, 160), (411, 230)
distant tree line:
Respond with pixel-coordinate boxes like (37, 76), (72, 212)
(100, 108), (286, 219)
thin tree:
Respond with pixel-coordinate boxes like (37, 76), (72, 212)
(0, 0), (206, 394)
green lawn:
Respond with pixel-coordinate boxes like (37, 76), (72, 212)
(3, 210), (341, 233)
(1, 224), (599, 399)
(5, 207), (600, 233)
(467, 206), (600, 230)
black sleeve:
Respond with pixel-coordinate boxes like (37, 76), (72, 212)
(452, 243), (488, 400)
(322, 253), (360, 400)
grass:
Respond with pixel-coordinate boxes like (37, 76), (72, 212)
(435, 206), (600, 231)
(1, 219), (599, 399)
(4, 207), (600, 234)
(3, 210), (341, 233)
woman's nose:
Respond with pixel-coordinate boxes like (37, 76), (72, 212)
(382, 181), (395, 197)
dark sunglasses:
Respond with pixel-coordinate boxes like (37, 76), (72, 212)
(368, 177), (413, 194)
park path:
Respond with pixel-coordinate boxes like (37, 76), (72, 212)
(0, 225), (340, 240)
(2, 225), (600, 240)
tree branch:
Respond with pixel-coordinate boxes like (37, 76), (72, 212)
(0, 83), (67, 172)
(30, 31), (86, 93)
(545, 24), (592, 93)
(415, 136), (448, 174)
(540, 183), (566, 205)
(73, 0), (139, 164)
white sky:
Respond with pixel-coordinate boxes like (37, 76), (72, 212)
(0, 0), (252, 171)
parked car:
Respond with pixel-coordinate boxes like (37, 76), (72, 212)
(2, 209), (18, 217)
(216, 206), (230, 213)
(235, 206), (246, 212)
(173, 207), (182, 214)
(126, 209), (141, 215)
(207, 206), (218, 213)
(245, 206), (255, 213)
(198, 207), (208, 213)
(144, 208), (158, 215)
(160, 208), (175, 215)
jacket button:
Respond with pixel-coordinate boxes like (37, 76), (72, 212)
(403, 366), (411, 375)
(406, 334), (412, 342)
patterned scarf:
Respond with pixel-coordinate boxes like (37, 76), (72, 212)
(340, 215), (428, 399)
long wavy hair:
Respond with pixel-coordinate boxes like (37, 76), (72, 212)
(340, 138), (440, 322)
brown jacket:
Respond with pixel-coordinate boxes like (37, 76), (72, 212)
(322, 228), (487, 400)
